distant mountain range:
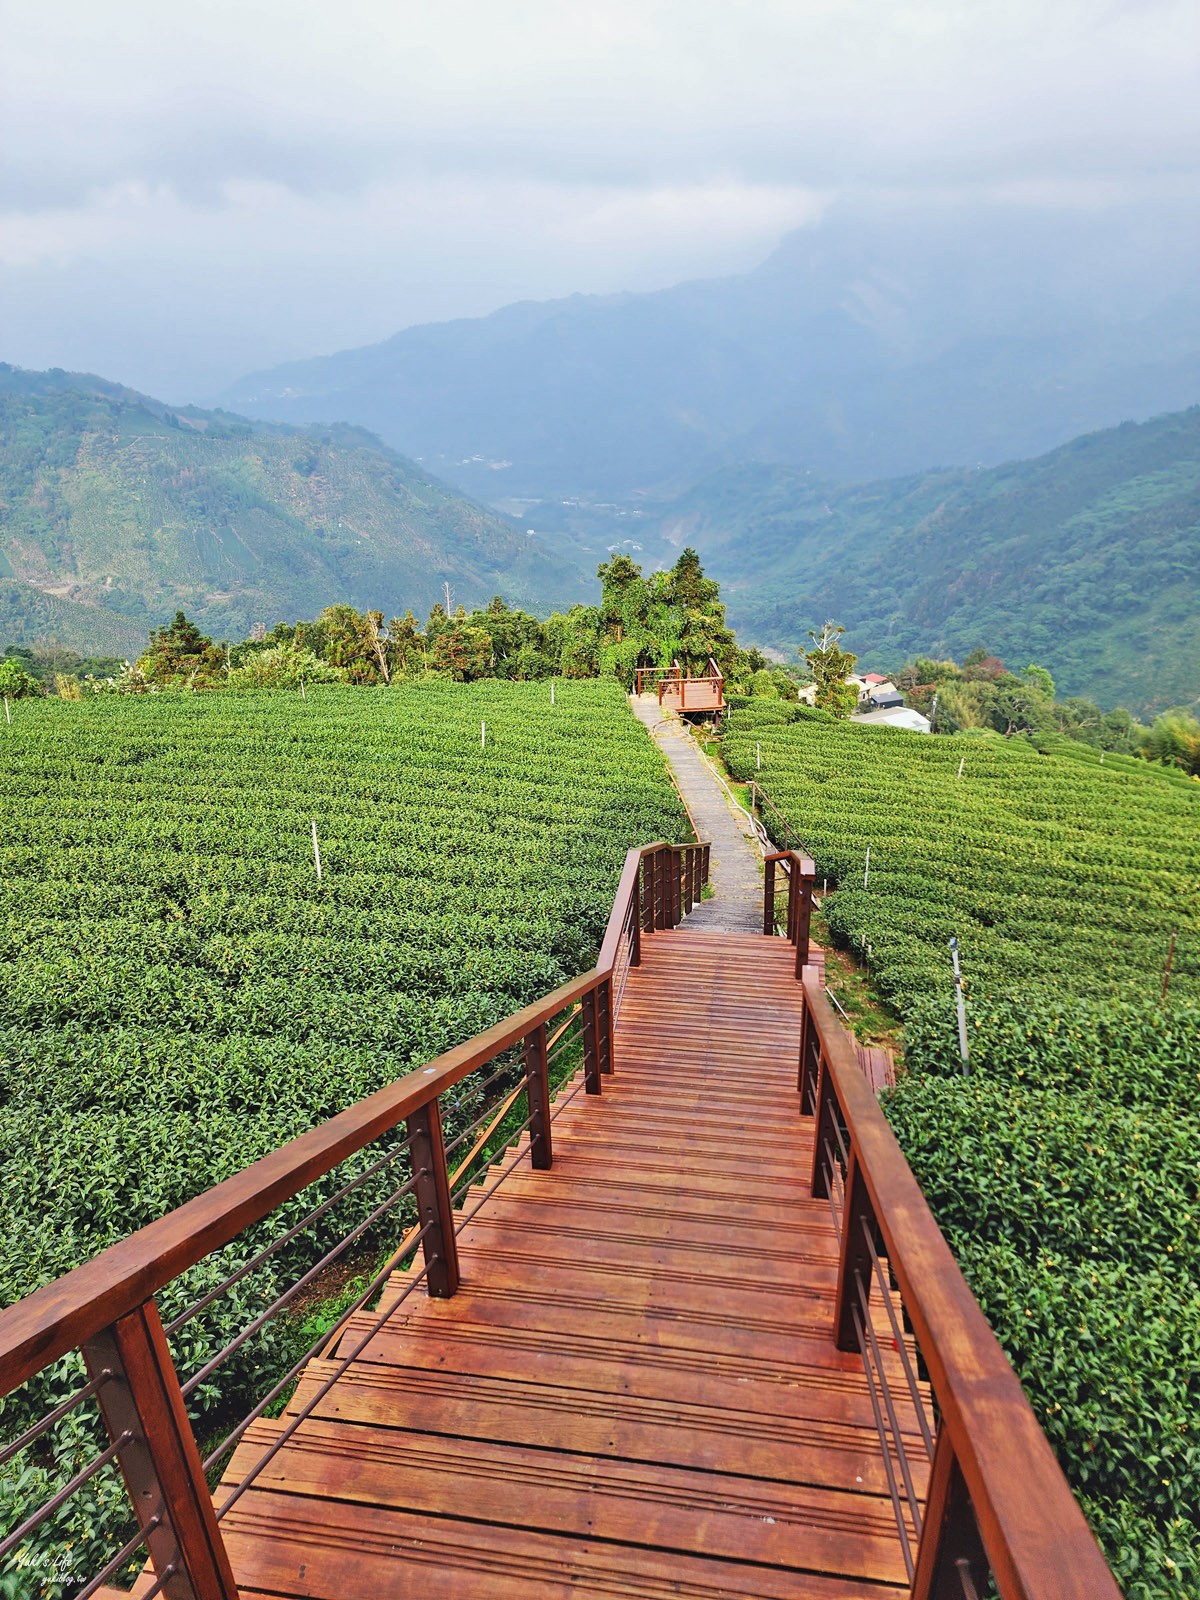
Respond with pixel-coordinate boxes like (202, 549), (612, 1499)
(3, 364), (1197, 718)
(654, 406), (1200, 717)
(0, 365), (590, 657)
(223, 202), (1200, 503)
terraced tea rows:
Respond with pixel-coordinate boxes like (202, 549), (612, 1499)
(725, 707), (1200, 1011)
(0, 680), (687, 1586)
(726, 704), (1200, 1597)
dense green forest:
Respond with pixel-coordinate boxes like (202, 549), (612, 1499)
(662, 405), (1200, 716)
(0, 365), (589, 654)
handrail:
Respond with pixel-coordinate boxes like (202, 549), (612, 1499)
(0, 839), (707, 1397)
(0, 835), (711, 1597)
(800, 973), (1122, 1600)
(0, 970), (595, 1394)
(764, 848), (816, 972)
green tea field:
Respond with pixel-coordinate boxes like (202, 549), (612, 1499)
(726, 704), (1200, 1597)
(0, 680), (687, 1586)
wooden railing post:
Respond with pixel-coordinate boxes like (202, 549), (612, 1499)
(794, 865), (815, 975)
(910, 1426), (989, 1600)
(810, 1055), (838, 1199)
(405, 1099), (461, 1298)
(797, 988), (821, 1107)
(763, 855), (776, 936)
(581, 983), (603, 1094)
(82, 1303), (238, 1600)
(833, 1149), (876, 1353)
(599, 976), (614, 1074)
(523, 1023), (552, 1170)
(630, 876), (642, 967)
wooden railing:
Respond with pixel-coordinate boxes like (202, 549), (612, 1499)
(763, 848), (815, 973)
(0, 839), (709, 1600)
(634, 664), (680, 696)
(797, 973), (1122, 1600)
(636, 658), (725, 711)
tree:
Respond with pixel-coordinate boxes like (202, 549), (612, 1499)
(1141, 711), (1200, 776)
(429, 619), (492, 681)
(803, 622), (858, 718)
(0, 658), (41, 699)
(138, 612), (225, 688)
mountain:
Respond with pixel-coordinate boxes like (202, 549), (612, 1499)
(656, 406), (1200, 718)
(0, 366), (591, 656)
(222, 202), (1200, 503)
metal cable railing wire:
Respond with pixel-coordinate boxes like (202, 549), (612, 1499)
(821, 1136), (844, 1242)
(863, 1217), (936, 1462)
(450, 1110), (536, 1210)
(74, 1514), (165, 1600)
(443, 1073), (526, 1162)
(164, 1129), (419, 1337)
(204, 1216), (437, 1478)
(212, 1229), (439, 1519)
(546, 1011), (584, 1067)
(0, 1429), (132, 1567)
(852, 1299), (916, 1582)
(0, 1368), (114, 1472)
(180, 1165), (420, 1399)
(854, 1270), (926, 1543)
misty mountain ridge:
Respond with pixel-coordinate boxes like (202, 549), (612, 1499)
(0, 364), (590, 657)
(658, 404), (1200, 718)
(223, 201), (1200, 501)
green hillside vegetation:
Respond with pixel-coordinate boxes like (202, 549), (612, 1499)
(0, 679), (687, 1584)
(664, 405), (1200, 717)
(0, 365), (589, 657)
(726, 704), (1200, 1595)
(14, 548), (800, 703)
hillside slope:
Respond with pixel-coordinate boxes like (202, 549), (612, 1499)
(665, 406), (1200, 715)
(0, 366), (590, 654)
(223, 203), (1200, 501)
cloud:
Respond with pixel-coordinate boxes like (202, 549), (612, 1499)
(1, 0), (1197, 396)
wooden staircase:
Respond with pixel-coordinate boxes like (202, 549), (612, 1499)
(209, 932), (924, 1598)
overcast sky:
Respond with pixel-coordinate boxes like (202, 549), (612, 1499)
(2, 0), (1198, 401)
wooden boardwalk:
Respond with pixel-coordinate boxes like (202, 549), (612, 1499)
(210, 931), (924, 1598)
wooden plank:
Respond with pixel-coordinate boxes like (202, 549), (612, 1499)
(223, 1417), (912, 1586)
(218, 1490), (900, 1600)
(284, 1356), (905, 1500)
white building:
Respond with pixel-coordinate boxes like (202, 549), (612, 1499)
(851, 706), (932, 734)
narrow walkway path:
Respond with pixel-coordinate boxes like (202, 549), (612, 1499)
(213, 932), (919, 1598)
(630, 694), (763, 933)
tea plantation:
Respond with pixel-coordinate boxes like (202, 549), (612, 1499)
(725, 705), (1200, 1598)
(0, 680), (687, 1590)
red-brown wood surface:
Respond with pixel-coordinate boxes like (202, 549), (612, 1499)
(213, 931), (924, 1598)
(803, 976), (1123, 1600)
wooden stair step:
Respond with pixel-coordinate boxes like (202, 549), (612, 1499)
(285, 1356), (909, 1501)
(220, 1418), (909, 1589)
